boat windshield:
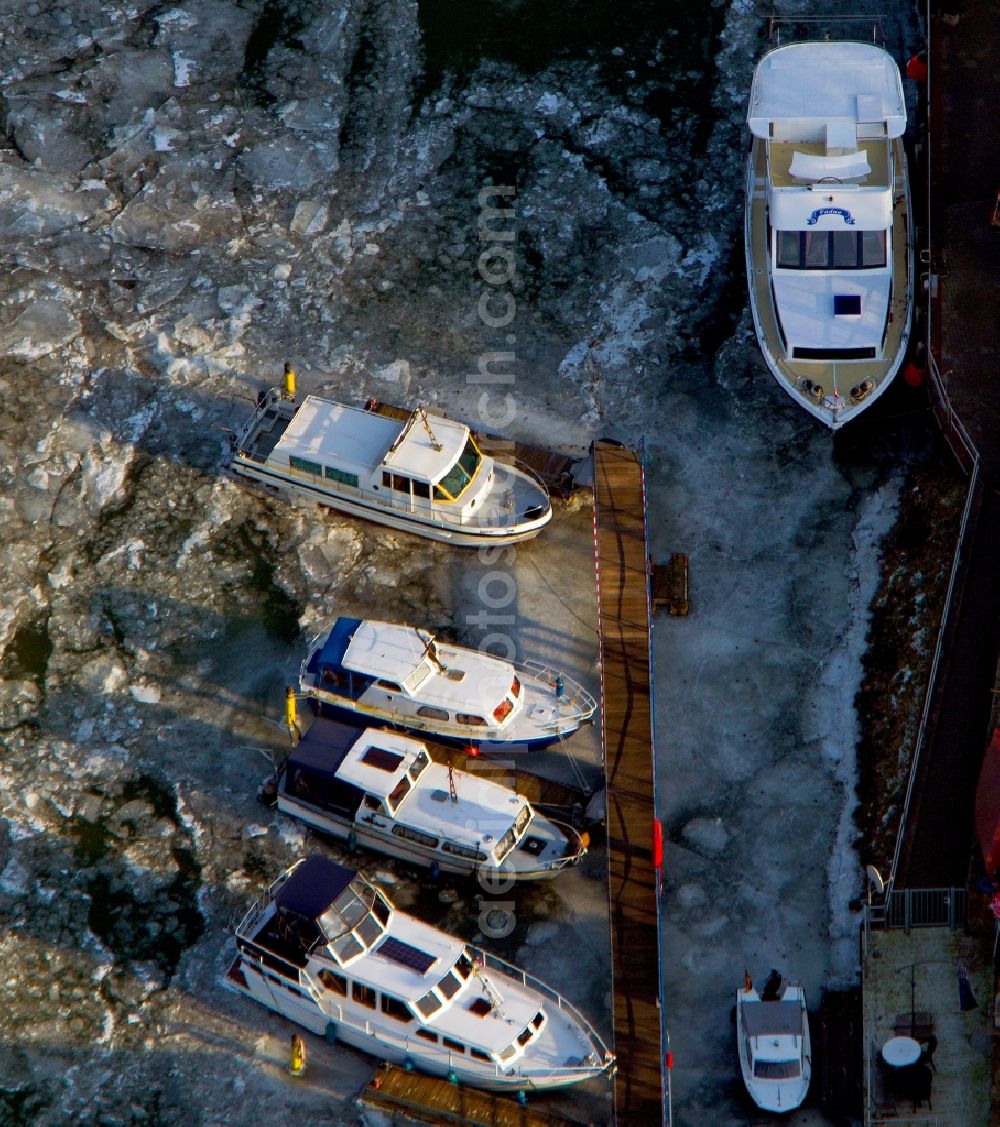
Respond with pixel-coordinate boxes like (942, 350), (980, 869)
(319, 877), (390, 961)
(434, 437), (482, 501)
(408, 750), (430, 782)
(754, 1060), (801, 1079)
(386, 774), (412, 814)
(493, 804), (532, 863)
(776, 229), (887, 270)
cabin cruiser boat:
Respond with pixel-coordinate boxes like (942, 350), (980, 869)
(265, 718), (587, 880)
(224, 386), (551, 545)
(745, 41), (913, 429)
(736, 970), (811, 1114)
(299, 618), (597, 750)
(223, 855), (615, 1090)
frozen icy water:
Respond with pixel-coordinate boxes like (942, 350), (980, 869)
(0, 0), (932, 1122)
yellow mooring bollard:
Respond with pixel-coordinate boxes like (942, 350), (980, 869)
(285, 686), (301, 744)
(282, 361), (297, 401)
(288, 1033), (306, 1077)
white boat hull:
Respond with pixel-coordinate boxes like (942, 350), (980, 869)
(275, 791), (583, 881)
(224, 954), (610, 1091)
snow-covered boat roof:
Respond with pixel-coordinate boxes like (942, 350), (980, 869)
(747, 42), (905, 141)
(269, 396), (472, 484)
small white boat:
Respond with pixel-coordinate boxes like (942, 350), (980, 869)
(225, 386), (551, 545)
(745, 41), (913, 429)
(265, 718), (588, 880)
(736, 970), (811, 1114)
(299, 618), (597, 750)
(223, 855), (616, 1090)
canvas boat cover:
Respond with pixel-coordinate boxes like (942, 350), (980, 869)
(741, 1000), (803, 1037)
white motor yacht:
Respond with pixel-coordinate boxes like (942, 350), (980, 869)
(745, 41), (913, 429)
(225, 386), (551, 545)
(223, 855), (616, 1091)
(266, 718), (588, 880)
(736, 969), (811, 1114)
(299, 618), (597, 750)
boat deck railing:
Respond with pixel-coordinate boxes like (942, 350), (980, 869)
(233, 944), (613, 1086)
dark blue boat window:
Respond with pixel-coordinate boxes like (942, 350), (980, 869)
(361, 746), (405, 772)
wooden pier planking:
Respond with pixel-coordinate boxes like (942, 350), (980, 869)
(593, 440), (665, 1125)
(360, 1063), (582, 1125)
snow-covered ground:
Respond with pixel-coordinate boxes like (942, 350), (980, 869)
(0, 0), (930, 1123)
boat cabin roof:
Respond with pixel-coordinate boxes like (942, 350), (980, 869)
(272, 397), (401, 474)
(341, 621), (518, 717)
(269, 396), (472, 484)
(343, 620), (436, 686)
(335, 729), (429, 794)
(741, 999), (803, 1038)
(382, 411), (471, 481)
(748, 42), (905, 141)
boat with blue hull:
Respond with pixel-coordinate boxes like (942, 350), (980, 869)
(299, 617), (596, 751)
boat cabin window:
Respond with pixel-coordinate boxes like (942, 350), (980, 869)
(470, 1048), (492, 1063)
(363, 795), (383, 813)
(437, 971), (462, 1000)
(498, 1043), (518, 1062)
(382, 471), (412, 494)
(417, 705), (449, 722)
(290, 455), (322, 476)
(776, 229), (887, 270)
(325, 466), (359, 488)
(455, 953), (474, 980)
(494, 805), (533, 862)
(352, 982), (376, 1009)
(318, 968), (347, 996)
(442, 1037), (465, 1054)
(355, 911), (385, 947)
(331, 933), (365, 963)
(493, 698), (514, 724)
(416, 1028), (438, 1042)
(320, 668), (349, 691)
(434, 437), (482, 501)
(391, 824), (439, 848)
(408, 750), (430, 780)
(456, 713), (487, 726)
(380, 992), (414, 1023)
(516, 1026), (534, 1047)
(386, 775), (412, 812)
(288, 767), (322, 803)
(415, 990), (443, 1018)
(413, 480), (431, 500)
(754, 1059), (801, 1079)
(377, 679), (402, 693)
(442, 842), (487, 862)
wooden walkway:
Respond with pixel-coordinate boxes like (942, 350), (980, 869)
(592, 440), (665, 1125)
(360, 1064), (583, 1126)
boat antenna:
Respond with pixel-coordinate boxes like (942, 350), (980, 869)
(417, 629), (447, 673)
(474, 959), (509, 1021)
(448, 763), (458, 802)
(418, 408), (443, 452)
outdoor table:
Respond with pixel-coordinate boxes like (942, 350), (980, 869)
(882, 1035), (922, 1068)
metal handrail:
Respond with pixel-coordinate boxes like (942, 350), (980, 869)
(885, 457), (979, 897)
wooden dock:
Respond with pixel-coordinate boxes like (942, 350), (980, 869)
(360, 1064), (584, 1126)
(592, 440), (665, 1124)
